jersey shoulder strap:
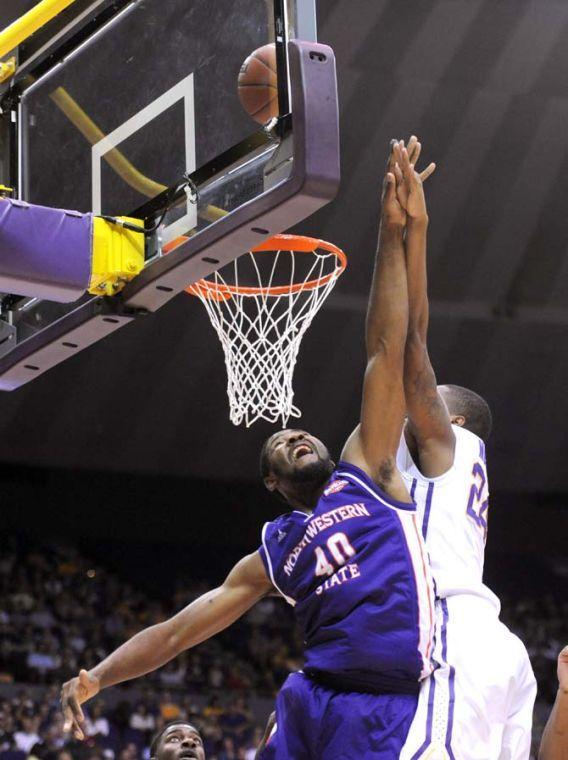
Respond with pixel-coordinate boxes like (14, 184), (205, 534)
(258, 511), (307, 606)
(335, 460), (416, 511)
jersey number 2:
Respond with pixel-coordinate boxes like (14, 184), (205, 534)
(466, 462), (488, 539)
(315, 533), (355, 577)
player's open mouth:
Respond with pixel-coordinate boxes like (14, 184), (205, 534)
(292, 443), (313, 461)
(179, 752), (199, 759)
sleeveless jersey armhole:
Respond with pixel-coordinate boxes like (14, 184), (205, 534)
(335, 461), (416, 512)
(259, 522), (296, 607)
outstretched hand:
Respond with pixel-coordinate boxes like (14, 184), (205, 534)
(392, 136), (436, 221)
(61, 668), (100, 740)
(381, 140), (406, 226)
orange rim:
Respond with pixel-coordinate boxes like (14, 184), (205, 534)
(163, 234), (347, 301)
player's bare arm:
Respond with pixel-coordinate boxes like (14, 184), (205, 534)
(539, 645), (568, 760)
(341, 142), (412, 502)
(61, 551), (272, 740)
(393, 138), (454, 478)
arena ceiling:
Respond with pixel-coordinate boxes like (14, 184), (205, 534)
(1, 0), (568, 494)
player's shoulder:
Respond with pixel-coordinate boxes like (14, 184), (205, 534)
(261, 510), (309, 543)
(333, 460), (416, 512)
(453, 424), (486, 461)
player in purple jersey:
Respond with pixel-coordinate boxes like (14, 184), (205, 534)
(59, 142), (436, 759)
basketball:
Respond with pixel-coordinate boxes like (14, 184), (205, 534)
(237, 43), (279, 124)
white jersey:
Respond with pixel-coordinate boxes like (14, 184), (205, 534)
(397, 424), (536, 760)
(396, 424), (498, 607)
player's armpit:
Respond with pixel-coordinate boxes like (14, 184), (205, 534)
(342, 420), (411, 505)
(404, 331), (455, 477)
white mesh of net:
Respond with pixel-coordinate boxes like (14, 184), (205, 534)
(192, 247), (344, 427)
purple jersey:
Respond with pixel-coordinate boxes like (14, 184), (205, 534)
(259, 461), (435, 689)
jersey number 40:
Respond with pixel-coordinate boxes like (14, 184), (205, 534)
(314, 532), (356, 577)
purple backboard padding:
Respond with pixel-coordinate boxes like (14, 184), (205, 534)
(0, 199), (92, 302)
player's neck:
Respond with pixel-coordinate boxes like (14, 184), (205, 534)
(284, 482), (326, 512)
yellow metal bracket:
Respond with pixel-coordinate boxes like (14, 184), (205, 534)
(89, 216), (145, 297)
(0, 57), (16, 84)
(0, 0), (78, 59)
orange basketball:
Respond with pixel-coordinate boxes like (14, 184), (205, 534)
(237, 43), (279, 125)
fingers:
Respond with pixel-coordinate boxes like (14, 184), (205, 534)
(386, 139), (398, 172)
(393, 162), (404, 186)
(419, 162), (437, 182)
(393, 140), (404, 169)
(399, 146), (417, 185)
(407, 135), (422, 166)
(62, 698), (85, 740)
(384, 171), (396, 197)
(61, 675), (88, 741)
(387, 137), (435, 188)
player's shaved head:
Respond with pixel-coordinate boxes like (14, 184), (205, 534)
(438, 384), (493, 442)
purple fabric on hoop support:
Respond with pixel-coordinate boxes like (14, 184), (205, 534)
(0, 198), (92, 302)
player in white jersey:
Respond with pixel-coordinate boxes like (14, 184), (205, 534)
(391, 138), (537, 760)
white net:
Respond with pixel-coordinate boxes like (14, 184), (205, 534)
(190, 238), (346, 427)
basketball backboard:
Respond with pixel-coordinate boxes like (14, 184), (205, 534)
(0, 0), (339, 389)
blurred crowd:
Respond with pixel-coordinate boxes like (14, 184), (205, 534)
(500, 592), (566, 704)
(0, 686), (264, 760)
(0, 538), (302, 695)
(0, 536), (563, 759)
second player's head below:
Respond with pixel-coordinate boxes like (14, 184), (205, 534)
(150, 722), (205, 760)
(438, 384), (493, 442)
(260, 429), (334, 510)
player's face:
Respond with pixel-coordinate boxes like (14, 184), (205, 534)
(265, 429), (332, 484)
(157, 725), (205, 760)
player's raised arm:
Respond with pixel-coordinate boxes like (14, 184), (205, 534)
(340, 143), (411, 501)
(539, 645), (568, 760)
(60, 552), (272, 740)
(393, 138), (454, 478)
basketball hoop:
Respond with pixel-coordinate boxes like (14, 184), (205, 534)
(185, 234), (347, 427)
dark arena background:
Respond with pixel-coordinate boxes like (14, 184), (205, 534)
(1, 1), (567, 759)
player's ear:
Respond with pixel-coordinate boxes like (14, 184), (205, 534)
(264, 475), (278, 492)
(450, 414), (466, 428)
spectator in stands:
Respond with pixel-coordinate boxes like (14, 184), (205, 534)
(217, 736), (236, 760)
(218, 698), (251, 746)
(83, 702), (109, 740)
(130, 702), (156, 735)
(159, 693), (181, 722)
(201, 696), (222, 722)
(26, 642), (61, 683)
(13, 713), (40, 754)
(149, 721), (205, 760)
